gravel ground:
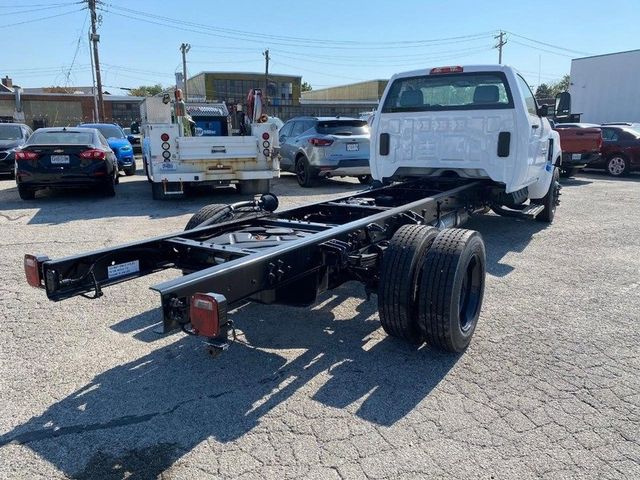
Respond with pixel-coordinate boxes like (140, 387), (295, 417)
(0, 167), (638, 480)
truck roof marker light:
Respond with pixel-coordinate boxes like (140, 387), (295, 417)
(190, 293), (228, 338)
(430, 66), (463, 74)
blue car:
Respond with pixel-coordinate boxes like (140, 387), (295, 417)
(77, 123), (136, 176)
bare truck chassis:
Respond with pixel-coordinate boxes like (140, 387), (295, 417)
(25, 178), (546, 354)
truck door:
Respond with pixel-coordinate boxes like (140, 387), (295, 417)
(516, 75), (546, 176)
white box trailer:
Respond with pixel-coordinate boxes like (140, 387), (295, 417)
(569, 49), (640, 124)
(140, 96), (280, 200)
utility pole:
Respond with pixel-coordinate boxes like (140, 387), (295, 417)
(494, 31), (507, 64)
(88, 31), (98, 122)
(88, 0), (104, 121)
(180, 43), (191, 100)
(263, 48), (270, 104)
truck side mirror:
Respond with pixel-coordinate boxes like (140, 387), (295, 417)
(538, 105), (552, 117)
(555, 91), (571, 117)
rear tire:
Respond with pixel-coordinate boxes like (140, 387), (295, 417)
(295, 157), (316, 188)
(237, 179), (271, 195)
(124, 164), (136, 176)
(417, 228), (486, 353)
(533, 167), (560, 223)
(17, 185), (35, 200)
(606, 155), (629, 177)
(378, 224), (439, 343)
(102, 173), (116, 197)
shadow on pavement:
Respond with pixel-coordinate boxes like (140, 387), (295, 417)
(0, 283), (459, 478)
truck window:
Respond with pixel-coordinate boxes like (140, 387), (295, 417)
(381, 72), (512, 113)
(516, 75), (537, 116)
(602, 128), (618, 141)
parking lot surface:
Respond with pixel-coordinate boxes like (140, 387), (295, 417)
(0, 169), (638, 479)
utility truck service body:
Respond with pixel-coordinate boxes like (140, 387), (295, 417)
(24, 65), (561, 355)
(141, 91), (280, 200)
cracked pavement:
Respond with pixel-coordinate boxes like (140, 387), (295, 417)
(0, 169), (638, 479)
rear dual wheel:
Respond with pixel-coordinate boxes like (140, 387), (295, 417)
(378, 226), (486, 352)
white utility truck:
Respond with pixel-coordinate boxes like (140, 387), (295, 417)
(141, 89), (280, 200)
(27, 65), (564, 356)
(370, 64), (562, 218)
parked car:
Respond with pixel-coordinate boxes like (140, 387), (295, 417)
(15, 127), (118, 199)
(77, 123), (136, 175)
(552, 123), (602, 178)
(587, 125), (640, 176)
(123, 127), (142, 154)
(0, 123), (32, 177)
(279, 117), (371, 187)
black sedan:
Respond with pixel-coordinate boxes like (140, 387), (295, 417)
(0, 123), (32, 177)
(15, 127), (118, 200)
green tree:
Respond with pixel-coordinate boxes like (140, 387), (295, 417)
(535, 83), (552, 99)
(129, 84), (163, 97)
(301, 81), (312, 92)
(549, 75), (570, 97)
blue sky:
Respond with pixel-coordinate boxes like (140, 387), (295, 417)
(2, 0), (638, 94)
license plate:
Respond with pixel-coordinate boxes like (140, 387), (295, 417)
(571, 153), (582, 160)
(50, 155), (70, 164)
(346, 143), (359, 152)
(159, 162), (176, 171)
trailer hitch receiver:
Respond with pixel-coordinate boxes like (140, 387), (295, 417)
(190, 292), (228, 338)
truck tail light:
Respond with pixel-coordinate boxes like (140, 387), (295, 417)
(190, 293), (228, 337)
(430, 66), (463, 74)
(79, 149), (106, 160)
(309, 138), (334, 147)
(24, 254), (48, 288)
(262, 132), (270, 140)
(161, 133), (170, 142)
(16, 151), (39, 161)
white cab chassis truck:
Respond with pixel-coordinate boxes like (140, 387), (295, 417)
(370, 65), (562, 214)
(26, 66), (563, 357)
(141, 97), (280, 200)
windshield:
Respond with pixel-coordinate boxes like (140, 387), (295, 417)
(81, 124), (124, 139)
(0, 125), (22, 141)
(382, 72), (513, 113)
(316, 120), (369, 135)
(28, 130), (95, 145)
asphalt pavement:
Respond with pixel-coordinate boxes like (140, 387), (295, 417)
(0, 167), (638, 479)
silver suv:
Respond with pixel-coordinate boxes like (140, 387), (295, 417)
(278, 117), (371, 187)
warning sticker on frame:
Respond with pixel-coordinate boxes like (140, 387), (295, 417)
(107, 260), (140, 279)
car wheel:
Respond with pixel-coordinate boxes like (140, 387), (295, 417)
(606, 155), (628, 177)
(17, 185), (36, 200)
(103, 173), (117, 197)
(357, 174), (373, 184)
(124, 164), (136, 176)
(295, 157), (316, 188)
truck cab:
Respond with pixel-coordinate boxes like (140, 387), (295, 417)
(370, 65), (561, 200)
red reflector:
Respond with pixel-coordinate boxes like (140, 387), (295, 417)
(262, 132), (270, 140)
(309, 138), (334, 147)
(190, 293), (227, 337)
(430, 66), (464, 74)
(79, 149), (106, 160)
(16, 151), (39, 160)
(161, 133), (170, 142)
(24, 254), (48, 288)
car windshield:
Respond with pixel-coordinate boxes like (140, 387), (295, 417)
(382, 72), (512, 113)
(316, 120), (369, 135)
(82, 125), (124, 139)
(28, 130), (95, 145)
(0, 125), (22, 140)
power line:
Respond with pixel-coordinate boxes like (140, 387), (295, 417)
(1, 2), (82, 15)
(509, 39), (575, 58)
(504, 31), (591, 56)
(0, 7), (84, 27)
(64, 9), (89, 87)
